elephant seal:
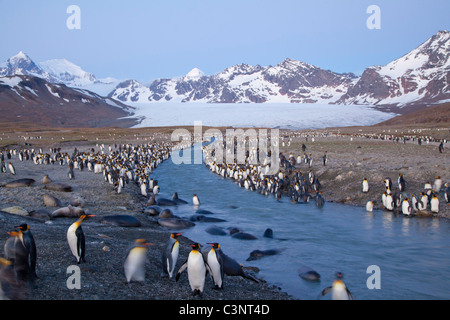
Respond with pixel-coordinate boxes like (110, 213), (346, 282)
(51, 205), (85, 218)
(205, 226), (227, 236)
(221, 252), (259, 283)
(42, 175), (52, 184)
(99, 215), (142, 227)
(29, 209), (52, 220)
(157, 218), (195, 230)
(44, 182), (73, 192)
(298, 265), (321, 281)
(143, 205), (161, 216)
(43, 194), (63, 207)
(196, 209), (214, 215)
(263, 228), (288, 241)
(158, 208), (175, 219)
(231, 232), (258, 240)
(172, 192), (188, 204)
(1, 178), (35, 188)
(189, 214), (226, 223)
(246, 249), (282, 261)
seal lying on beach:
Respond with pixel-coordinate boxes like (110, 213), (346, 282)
(1, 178), (35, 188)
(99, 215), (142, 227)
(44, 182), (73, 192)
(51, 205), (85, 219)
(43, 194), (63, 207)
(157, 218), (195, 230)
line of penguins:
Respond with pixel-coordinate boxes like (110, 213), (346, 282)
(202, 144), (326, 208)
(363, 174), (449, 215)
(0, 143), (265, 298)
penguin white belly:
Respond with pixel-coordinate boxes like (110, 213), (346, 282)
(167, 242), (179, 277)
(332, 282), (350, 300)
(124, 247), (146, 282)
(430, 198), (439, 213)
(187, 252), (206, 291)
(67, 224), (80, 261)
(207, 251), (222, 287)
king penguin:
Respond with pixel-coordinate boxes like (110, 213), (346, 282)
(366, 200), (374, 212)
(4, 231), (30, 282)
(124, 239), (152, 283)
(430, 194), (439, 213)
(206, 243), (225, 290)
(320, 272), (353, 300)
(67, 214), (95, 264)
(176, 243), (210, 297)
(161, 233), (182, 279)
(192, 194), (200, 206)
(398, 173), (406, 192)
(15, 224), (37, 279)
(401, 198), (411, 216)
(362, 178), (369, 193)
(8, 163), (15, 175)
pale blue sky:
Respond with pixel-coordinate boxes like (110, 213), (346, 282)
(1, 0), (449, 82)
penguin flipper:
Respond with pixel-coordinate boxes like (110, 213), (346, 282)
(320, 286), (332, 297)
(76, 227), (85, 263)
(346, 288), (353, 300)
(175, 260), (188, 282)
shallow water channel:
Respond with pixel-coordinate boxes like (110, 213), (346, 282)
(149, 148), (450, 300)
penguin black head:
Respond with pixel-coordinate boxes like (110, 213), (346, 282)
(190, 243), (201, 251)
(335, 272), (344, 279)
(171, 233), (182, 239)
(207, 243), (220, 249)
(15, 224), (29, 231)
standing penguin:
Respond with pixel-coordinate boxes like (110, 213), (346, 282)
(401, 198), (412, 216)
(366, 201), (374, 212)
(398, 174), (406, 192)
(67, 215), (95, 264)
(418, 193), (428, 211)
(433, 176), (442, 193)
(161, 233), (182, 279)
(444, 183), (449, 203)
(320, 272), (353, 300)
(176, 243), (210, 297)
(206, 243), (225, 290)
(15, 224), (37, 279)
(192, 194), (200, 206)
(124, 239), (152, 283)
(8, 163), (15, 175)
(4, 231), (29, 282)
(362, 178), (369, 193)
(430, 194), (439, 214)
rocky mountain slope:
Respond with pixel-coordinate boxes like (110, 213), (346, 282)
(0, 75), (139, 128)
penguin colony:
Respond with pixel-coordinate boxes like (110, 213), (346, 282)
(0, 142), (261, 299)
(202, 141), (326, 208)
(0, 129), (448, 299)
(201, 135), (448, 216)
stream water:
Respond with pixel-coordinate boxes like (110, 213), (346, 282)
(149, 148), (450, 300)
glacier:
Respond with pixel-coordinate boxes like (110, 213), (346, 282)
(127, 102), (397, 129)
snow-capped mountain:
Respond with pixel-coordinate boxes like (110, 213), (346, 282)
(0, 52), (119, 91)
(337, 30), (450, 106)
(109, 30), (450, 107)
(0, 74), (138, 127)
(109, 62), (357, 104)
